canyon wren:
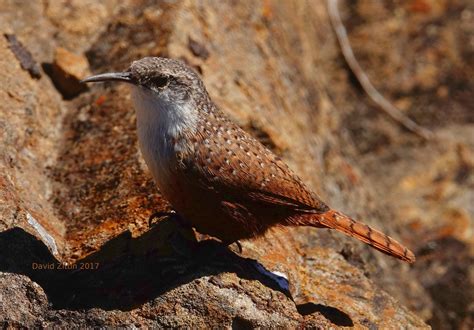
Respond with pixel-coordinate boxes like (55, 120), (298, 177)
(82, 57), (415, 263)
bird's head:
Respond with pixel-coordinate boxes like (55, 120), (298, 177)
(82, 57), (205, 105)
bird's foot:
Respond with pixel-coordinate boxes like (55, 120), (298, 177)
(148, 210), (176, 227)
(147, 210), (198, 259)
(148, 209), (191, 228)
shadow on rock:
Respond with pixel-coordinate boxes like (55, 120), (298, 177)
(0, 217), (291, 311)
(296, 302), (354, 327)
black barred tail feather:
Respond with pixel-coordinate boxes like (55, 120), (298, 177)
(314, 209), (415, 263)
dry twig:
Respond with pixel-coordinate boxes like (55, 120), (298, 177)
(327, 0), (434, 140)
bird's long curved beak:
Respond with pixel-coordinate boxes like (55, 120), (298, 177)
(81, 71), (132, 84)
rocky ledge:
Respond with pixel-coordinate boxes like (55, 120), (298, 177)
(1, 0), (472, 327)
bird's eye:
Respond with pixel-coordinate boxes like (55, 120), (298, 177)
(153, 76), (169, 89)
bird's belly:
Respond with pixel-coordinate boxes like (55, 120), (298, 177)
(137, 132), (208, 225)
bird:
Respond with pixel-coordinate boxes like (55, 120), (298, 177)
(81, 57), (415, 263)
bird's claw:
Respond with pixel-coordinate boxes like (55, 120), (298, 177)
(148, 210), (177, 227)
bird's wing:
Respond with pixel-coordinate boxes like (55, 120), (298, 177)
(180, 113), (328, 214)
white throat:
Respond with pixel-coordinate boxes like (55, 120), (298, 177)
(131, 85), (197, 187)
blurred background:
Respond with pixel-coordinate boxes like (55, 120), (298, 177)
(0, 0), (472, 328)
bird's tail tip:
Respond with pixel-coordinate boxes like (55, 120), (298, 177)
(316, 209), (415, 263)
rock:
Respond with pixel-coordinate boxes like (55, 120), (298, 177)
(0, 273), (48, 327)
(51, 47), (90, 98)
(0, 0), (472, 327)
(188, 37), (210, 60)
(4, 34), (41, 79)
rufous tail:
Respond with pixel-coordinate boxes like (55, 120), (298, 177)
(314, 209), (415, 263)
